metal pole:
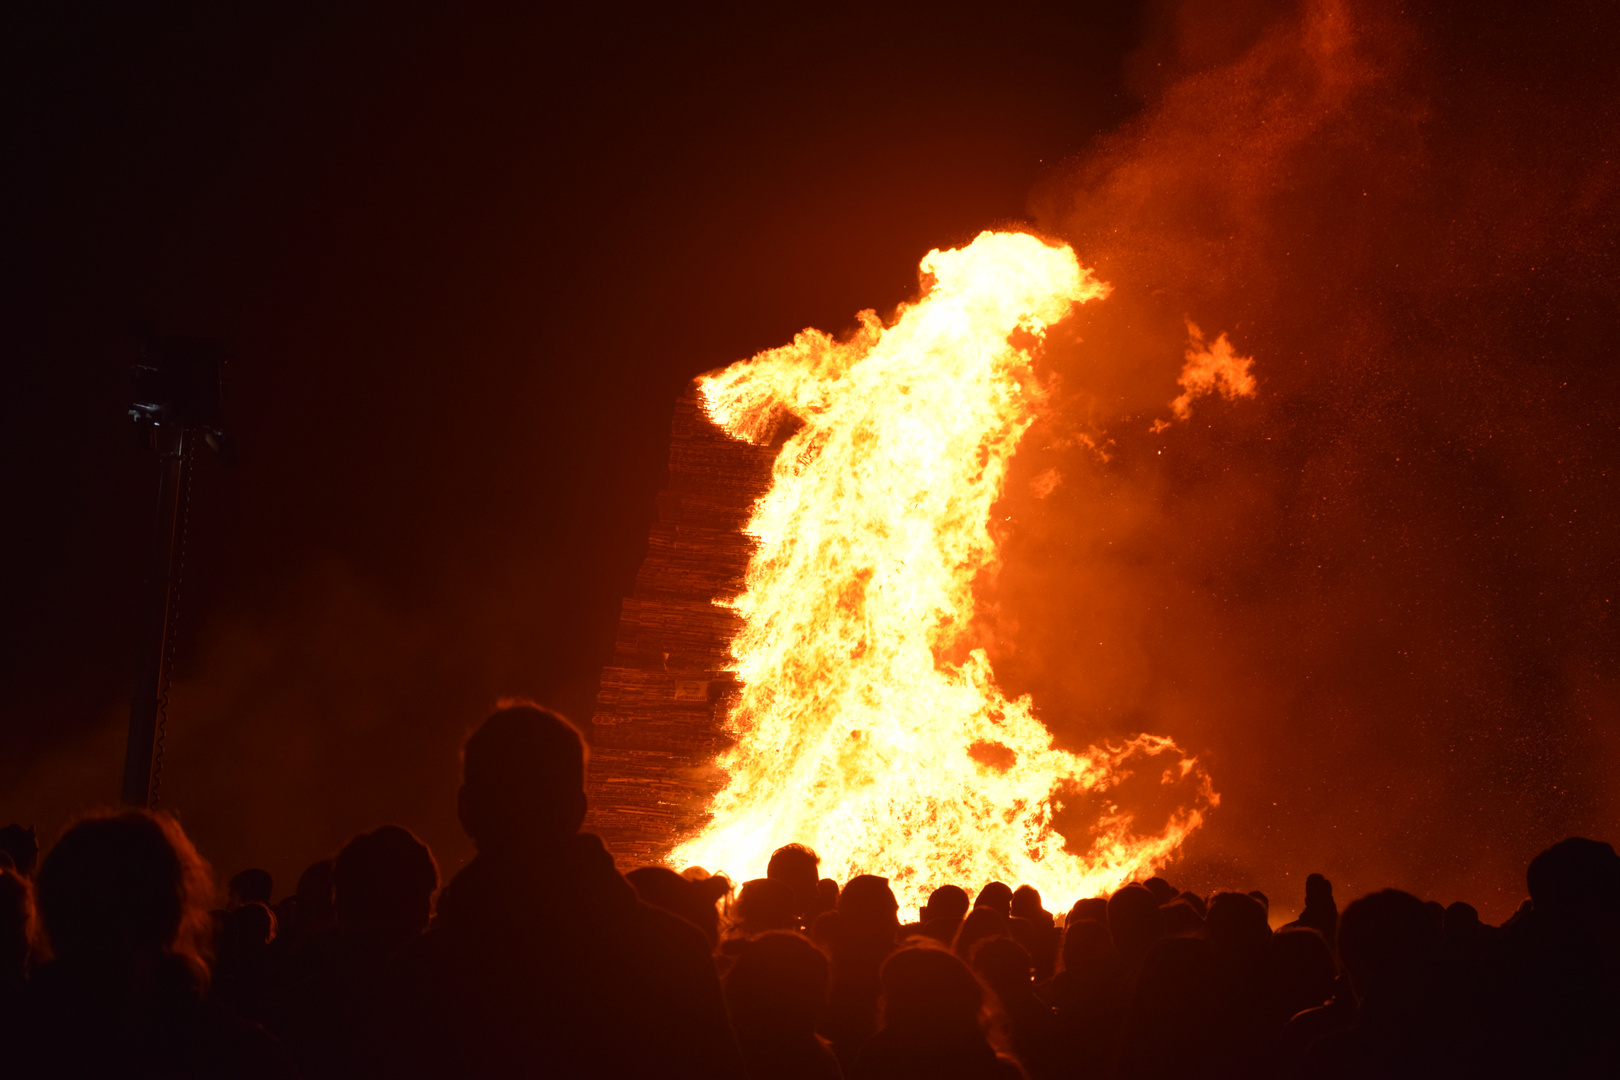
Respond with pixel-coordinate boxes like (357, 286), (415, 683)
(121, 425), (190, 808)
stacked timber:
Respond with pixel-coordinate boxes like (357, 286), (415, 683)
(584, 382), (777, 870)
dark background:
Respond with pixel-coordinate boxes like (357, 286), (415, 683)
(2, 0), (1615, 921)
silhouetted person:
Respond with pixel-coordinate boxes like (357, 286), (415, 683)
(229, 868), (274, 909)
(1278, 971), (1359, 1078)
(8, 810), (295, 1078)
(975, 882), (1013, 917)
(816, 878), (840, 915)
(725, 930), (842, 1079)
(1438, 900), (1491, 987)
(1008, 886), (1045, 925)
(769, 843), (828, 929)
(264, 824), (439, 1079)
(1285, 872), (1339, 943)
(271, 857), (338, 985)
(1107, 883), (1164, 975)
(1008, 886), (1059, 981)
(823, 874), (900, 1069)
(628, 865), (729, 948)
(1254, 926), (1339, 1077)
(334, 826), (436, 945)
(1264, 926), (1337, 1027)
(1494, 837), (1620, 1077)
(971, 936), (1060, 1079)
(1206, 890), (1271, 967)
(1114, 934), (1218, 1080)
(909, 884), (970, 943)
(1303, 888), (1476, 1079)
(1142, 876), (1177, 906)
(852, 944), (1025, 1079)
(405, 704), (742, 1078)
(955, 906), (1010, 962)
(1158, 896), (1205, 937)
(1066, 896), (1108, 926)
(0, 824), (39, 877)
(733, 877), (798, 936)
(1040, 918), (1123, 1078)
(213, 900), (277, 1011)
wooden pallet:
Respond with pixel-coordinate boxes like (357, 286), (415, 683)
(583, 383), (777, 871)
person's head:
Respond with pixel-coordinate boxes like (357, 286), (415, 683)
(1061, 916), (1119, 976)
(922, 884), (970, 926)
(1304, 872), (1335, 909)
(628, 866), (729, 947)
(1010, 884), (1048, 925)
(1142, 876), (1178, 905)
(970, 934), (1033, 997)
(1067, 896), (1109, 926)
(227, 868), (273, 909)
(1108, 883), (1165, 962)
(837, 874), (899, 934)
(766, 844), (820, 911)
(459, 704), (588, 852)
(724, 931), (830, 1037)
(1206, 891), (1271, 959)
(1159, 897), (1205, 937)
(1526, 837), (1620, 922)
(954, 906), (1008, 960)
(333, 825), (439, 941)
(816, 877), (839, 913)
(0, 868), (34, 976)
(734, 878), (797, 935)
(881, 944), (990, 1035)
(974, 882), (1012, 917)
(1441, 900), (1483, 963)
(35, 810), (214, 982)
(1337, 889), (1440, 1007)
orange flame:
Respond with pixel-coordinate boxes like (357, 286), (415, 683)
(671, 231), (1215, 912)
(1171, 321), (1257, 421)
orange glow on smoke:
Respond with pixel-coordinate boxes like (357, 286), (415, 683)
(671, 231), (1216, 911)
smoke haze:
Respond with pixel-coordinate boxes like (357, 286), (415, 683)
(2, 2), (1614, 920)
(991, 0), (1619, 919)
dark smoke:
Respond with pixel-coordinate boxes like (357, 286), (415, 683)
(990, 0), (1619, 920)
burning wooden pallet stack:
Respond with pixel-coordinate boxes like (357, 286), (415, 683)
(583, 383), (775, 870)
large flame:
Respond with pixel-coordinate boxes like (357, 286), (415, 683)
(671, 231), (1215, 912)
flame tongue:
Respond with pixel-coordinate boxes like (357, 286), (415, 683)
(672, 231), (1212, 911)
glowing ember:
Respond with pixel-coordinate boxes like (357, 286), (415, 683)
(671, 231), (1215, 911)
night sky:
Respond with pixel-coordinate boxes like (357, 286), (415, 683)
(3, 0), (1615, 921)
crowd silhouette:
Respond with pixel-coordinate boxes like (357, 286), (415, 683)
(0, 703), (1614, 1078)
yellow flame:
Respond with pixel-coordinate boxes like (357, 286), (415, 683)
(671, 231), (1214, 912)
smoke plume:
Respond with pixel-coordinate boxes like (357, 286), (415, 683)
(988, 0), (1618, 919)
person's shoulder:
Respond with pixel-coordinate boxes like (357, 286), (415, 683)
(628, 896), (714, 957)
